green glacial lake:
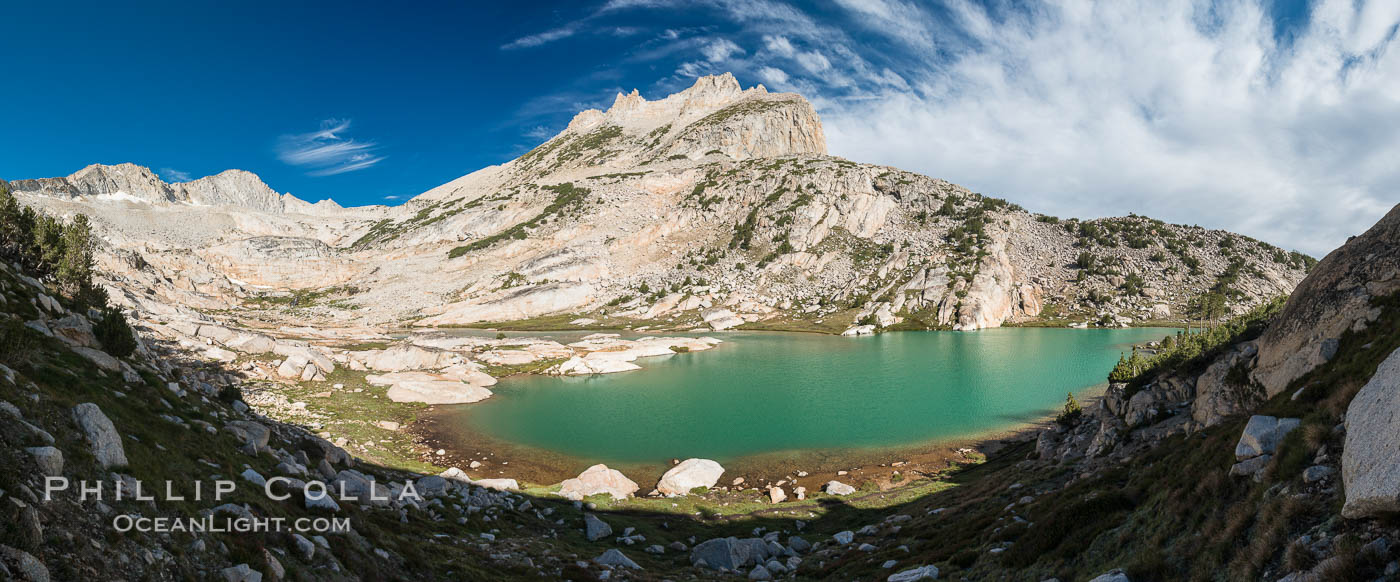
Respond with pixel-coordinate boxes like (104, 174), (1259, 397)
(439, 328), (1173, 464)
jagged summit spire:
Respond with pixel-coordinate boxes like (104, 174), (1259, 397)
(566, 72), (796, 134)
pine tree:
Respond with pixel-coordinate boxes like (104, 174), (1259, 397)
(94, 307), (137, 358)
(1057, 392), (1083, 425)
(57, 214), (104, 309)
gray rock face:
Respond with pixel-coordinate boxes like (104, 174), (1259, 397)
(594, 548), (641, 569)
(332, 470), (391, 505)
(584, 513), (612, 541)
(25, 447), (63, 477)
(415, 475), (448, 497)
(887, 565), (940, 581)
(49, 315), (96, 348)
(1303, 465), (1335, 484)
(1192, 342), (1261, 428)
(825, 481), (856, 495)
(1253, 203), (1400, 395)
(221, 563), (263, 582)
(0, 544), (49, 582)
(1229, 455), (1272, 478)
(1234, 415), (1300, 460)
(691, 537), (771, 570)
(1342, 347), (1400, 518)
(1088, 570), (1131, 582)
(225, 421), (271, 449)
(71, 403), (127, 468)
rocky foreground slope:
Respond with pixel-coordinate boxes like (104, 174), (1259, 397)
(5, 74), (1307, 337)
(0, 186), (1393, 581)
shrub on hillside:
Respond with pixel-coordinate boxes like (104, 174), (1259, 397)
(0, 317), (35, 365)
(94, 307), (137, 358)
(1056, 392), (1083, 426)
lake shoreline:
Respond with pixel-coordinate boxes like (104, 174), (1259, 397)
(409, 380), (1117, 494)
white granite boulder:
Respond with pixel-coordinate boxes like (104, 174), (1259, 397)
(657, 458), (725, 496)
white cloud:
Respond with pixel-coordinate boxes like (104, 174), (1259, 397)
(159, 167), (191, 183)
(523, 125), (556, 140)
(277, 119), (383, 177)
(756, 66), (790, 86)
(502, 25), (578, 50)
(702, 38), (744, 62)
(819, 0), (1400, 256)
(831, 0), (936, 51)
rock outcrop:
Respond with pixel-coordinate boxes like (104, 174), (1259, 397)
(71, 403), (127, 468)
(1253, 204), (1400, 395)
(1342, 347), (1400, 518)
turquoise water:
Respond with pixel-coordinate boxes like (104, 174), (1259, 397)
(438, 328), (1172, 464)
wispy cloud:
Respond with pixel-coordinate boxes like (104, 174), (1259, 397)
(819, 0), (1400, 256)
(502, 25), (579, 50)
(523, 125), (557, 140)
(277, 119), (383, 177)
(159, 167), (192, 182)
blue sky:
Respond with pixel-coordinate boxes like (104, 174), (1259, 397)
(1, 0), (1396, 256)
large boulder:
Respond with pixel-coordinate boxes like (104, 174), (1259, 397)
(657, 458), (725, 496)
(824, 481), (857, 495)
(1234, 415), (1301, 460)
(25, 447), (63, 477)
(225, 421), (271, 449)
(584, 513), (612, 541)
(224, 332), (276, 354)
(0, 545), (50, 582)
(50, 314), (97, 348)
(1341, 347), (1400, 518)
(472, 478), (519, 491)
(690, 537), (770, 570)
(1253, 203), (1400, 395)
(272, 342), (334, 374)
(594, 548), (641, 569)
(1088, 570), (1131, 582)
(558, 464), (639, 501)
(73, 347), (121, 372)
(71, 403), (127, 468)
(354, 344), (460, 372)
(276, 353), (310, 379)
(332, 470), (390, 506)
(365, 372), (493, 404)
(887, 565), (939, 581)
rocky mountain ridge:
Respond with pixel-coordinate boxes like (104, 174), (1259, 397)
(7, 74), (1309, 335)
